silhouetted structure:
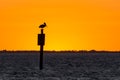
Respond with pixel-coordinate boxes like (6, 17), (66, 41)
(38, 22), (46, 70)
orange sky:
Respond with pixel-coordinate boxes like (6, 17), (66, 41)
(0, 0), (120, 51)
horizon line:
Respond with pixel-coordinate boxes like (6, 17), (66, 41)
(0, 50), (120, 53)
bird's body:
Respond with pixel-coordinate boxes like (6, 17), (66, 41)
(39, 22), (46, 28)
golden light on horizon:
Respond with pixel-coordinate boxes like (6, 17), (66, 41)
(0, 0), (120, 51)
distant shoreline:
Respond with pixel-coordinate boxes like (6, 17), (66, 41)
(0, 50), (120, 53)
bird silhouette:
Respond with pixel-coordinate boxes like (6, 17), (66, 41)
(39, 22), (47, 28)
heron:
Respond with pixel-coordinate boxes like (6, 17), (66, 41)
(39, 22), (47, 28)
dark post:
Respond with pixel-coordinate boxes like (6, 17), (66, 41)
(38, 22), (46, 70)
(40, 29), (44, 70)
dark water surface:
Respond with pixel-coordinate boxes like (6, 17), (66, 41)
(0, 53), (120, 80)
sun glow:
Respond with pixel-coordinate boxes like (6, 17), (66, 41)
(0, 0), (120, 51)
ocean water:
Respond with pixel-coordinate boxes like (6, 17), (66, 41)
(0, 52), (120, 80)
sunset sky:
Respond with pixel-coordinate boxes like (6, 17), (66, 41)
(0, 0), (120, 51)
